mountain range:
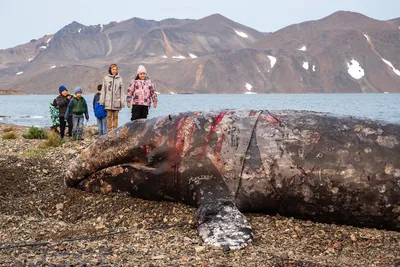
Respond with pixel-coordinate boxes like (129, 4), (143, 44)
(0, 11), (399, 94)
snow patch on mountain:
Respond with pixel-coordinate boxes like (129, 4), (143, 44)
(235, 30), (248, 38)
(267, 55), (277, 68)
(382, 58), (400, 76)
(298, 45), (307, 51)
(245, 83), (253, 91)
(347, 59), (365, 79)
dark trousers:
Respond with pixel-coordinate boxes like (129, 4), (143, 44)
(131, 105), (149, 121)
(59, 116), (73, 138)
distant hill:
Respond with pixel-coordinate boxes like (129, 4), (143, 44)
(0, 11), (399, 94)
(251, 11), (400, 93)
(389, 17), (400, 26)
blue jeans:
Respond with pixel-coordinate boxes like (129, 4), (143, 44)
(72, 114), (84, 140)
(97, 117), (107, 136)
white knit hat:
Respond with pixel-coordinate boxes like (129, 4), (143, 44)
(137, 65), (147, 74)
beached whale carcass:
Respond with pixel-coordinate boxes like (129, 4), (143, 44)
(66, 110), (400, 249)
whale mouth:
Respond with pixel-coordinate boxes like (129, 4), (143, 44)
(85, 161), (157, 181)
(65, 143), (176, 188)
(76, 161), (173, 202)
(66, 159), (149, 187)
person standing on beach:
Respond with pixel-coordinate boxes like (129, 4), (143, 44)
(126, 65), (157, 121)
(100, 64), (125, 132)
(65, 87), (89, 141)
(53, 85), (72, 138)
(93, 84), (107, 136)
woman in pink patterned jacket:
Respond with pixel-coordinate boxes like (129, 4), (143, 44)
(126, 65), (158, 121)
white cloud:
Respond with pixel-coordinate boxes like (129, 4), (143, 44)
(382, 58), (400, 76)
(189, 53), (198, 58)
(303, 62), (309, 70)
(234, 30), (248, 38)
(267, 55), (276, 68)
(347, 59), (365, 79)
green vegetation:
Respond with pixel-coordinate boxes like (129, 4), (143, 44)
(3, 126), (16, 133)
(23, 126), (48, 139)
(2, 131), (17, 139)
(21, 147), (42, 158)
(40, 131), (63, 148)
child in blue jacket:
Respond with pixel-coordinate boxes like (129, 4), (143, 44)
(93, 84), (107, 136)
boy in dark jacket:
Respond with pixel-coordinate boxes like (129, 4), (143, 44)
(65, 87), (89, 140)
(53, 85), (72, 138)
(93, 84), (107, 136)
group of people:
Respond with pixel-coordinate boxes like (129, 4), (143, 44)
(52, 64), (158, 140)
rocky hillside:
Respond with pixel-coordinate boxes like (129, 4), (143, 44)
(0, 34), (54, 70)
(0, 11), (399, 94)
(252, 11), (400, 93)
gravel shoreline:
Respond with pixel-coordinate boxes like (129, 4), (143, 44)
(0, 124), (399, 266)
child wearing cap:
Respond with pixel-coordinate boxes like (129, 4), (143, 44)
(53, 85), (73, 138)
(126, 65), (157, 121)
(65, 87), (89, 140)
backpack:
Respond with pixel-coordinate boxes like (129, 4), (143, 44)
(49, 103), (60, 126)
(94, 102), (107, 118)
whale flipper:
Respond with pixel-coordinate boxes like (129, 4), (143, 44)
(196, 201), (253, 250)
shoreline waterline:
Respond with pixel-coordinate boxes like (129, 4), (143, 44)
(0, 93), (399, 127)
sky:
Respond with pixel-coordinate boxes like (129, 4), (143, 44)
(0, 0), (399, 49)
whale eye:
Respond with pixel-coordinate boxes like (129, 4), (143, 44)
(147, 144), (171, 166)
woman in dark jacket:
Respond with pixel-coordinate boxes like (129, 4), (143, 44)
(53, 85), (72, 138)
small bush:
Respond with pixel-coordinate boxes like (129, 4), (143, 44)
(21, 147), (42, 158)
(40, 131), (63, 148)
(3, 126), (16, 133)
(23, 126), (48, 139)
(2, 131), (17, 140)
